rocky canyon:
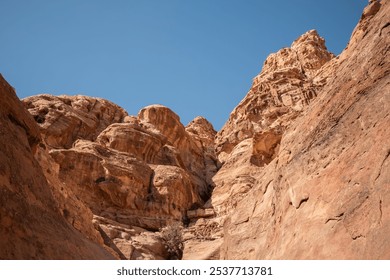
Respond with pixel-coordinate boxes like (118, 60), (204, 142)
(0, 0), (389, 259)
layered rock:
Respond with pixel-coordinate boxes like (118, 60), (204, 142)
(221, 0), (390, 259)
(209, 30), (334, 218)
(2, 0), (388, 261)
(21, 93), (218, 259)
(0, 74), (115, 259)
(215, 30), (334, 162)
(23, 94), (127, 148)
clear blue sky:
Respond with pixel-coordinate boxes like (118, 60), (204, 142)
(0, 0), (367, 130)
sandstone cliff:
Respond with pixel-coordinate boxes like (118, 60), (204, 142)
(0, 74), (115, 259)
(0, 0), (388, 260)
(21, 95), (218, 259)
(220, 0), (390, 259)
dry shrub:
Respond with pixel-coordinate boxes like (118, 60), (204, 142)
(160, 222), (184, 260)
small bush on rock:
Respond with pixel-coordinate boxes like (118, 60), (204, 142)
(160, 223), (184, 260)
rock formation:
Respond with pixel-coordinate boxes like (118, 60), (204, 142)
(0, 74), (115, 259)
(210, 27), (335, 217)
(19, 94), (219, 259)
(215, 29), (334, 163)
(0, 0), (388, 260)
(24, 94), (127, 149)
(220, 0), (390, 259)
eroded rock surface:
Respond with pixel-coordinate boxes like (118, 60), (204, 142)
(0, 75), (115, 259)
(209, 29), (335, 218)
(21, 95), (218, 259)
(23, 94), (128, 148)
(221, 0), (390, 259)
(215, 30), (334, 162)
(2, 0), (388, 261)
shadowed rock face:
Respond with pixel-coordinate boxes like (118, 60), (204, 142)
(1, 0), (389, 260)
(0, 74), (115, 259)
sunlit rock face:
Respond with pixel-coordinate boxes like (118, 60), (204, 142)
(220, 0), (390, 259)
(21, 93), (218, 259)
(1, 0), (389, 261)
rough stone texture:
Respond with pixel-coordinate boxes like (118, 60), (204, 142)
(34, 144), (105, 244)
(186, 116), (220, 188)
(48, 139), (199, 231)
(19, 98), (218, 258)
(209, 30), (333, 216)
(97, 106), (217, 201)
(208, 127), (284, 216)
(221, 0), (390, 259)
(182, 217), (224, 260)
(2, 1), (388, 261)
(215, 30), (334, 163)
(0, 74), (115, 259)
(93, 215), (168, 260)
(23, 94), (127, 148)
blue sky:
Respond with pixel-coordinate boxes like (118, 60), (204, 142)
(0, 0), (367, 130)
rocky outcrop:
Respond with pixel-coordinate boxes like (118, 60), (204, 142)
(215, 30), (334, 162)
(221, 0), (390, 259)
(97, 106), (216, 201)
(0, 74), (115, 259)
(209, 30), (335, 217)
(2, 0), (388, 261)
(21, 94), (218, 259)
(23, 94), (128, 148)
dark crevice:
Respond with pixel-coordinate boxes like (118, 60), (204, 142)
(296, 197), (309, 209)
(147, 172), (155, 202)
(379, 22), (390, 36)
(95, 177), (106, 184)
(352, 234), (364, 241)
(375, 150), (390, 182)
(34, 114), (46, 124)
(96, 226), (127, 260)
(325, 212), (345, 224)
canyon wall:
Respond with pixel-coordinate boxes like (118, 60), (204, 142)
(220, 0), (389, 259)
(0, 0), (388, 260)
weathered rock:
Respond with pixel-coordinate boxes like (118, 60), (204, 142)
(0, 74), (115, 259)
(2, 0), (388, 261)
(186, 116), (220, 188)
(215, 30), (334, 162)
(187, 208), (215, 219)
(221, 0), (390, 259)
(139, 106), (216, 201)
(26, 102), (217, 258)
(209, 139), (257, 215)
(34, 144), (104, 244)
(182, 217), (224, 260)
(93, 215), (168, 260)
(23, 94), (127, 148)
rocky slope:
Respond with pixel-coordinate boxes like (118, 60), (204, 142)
(0, 0), (388, 260)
